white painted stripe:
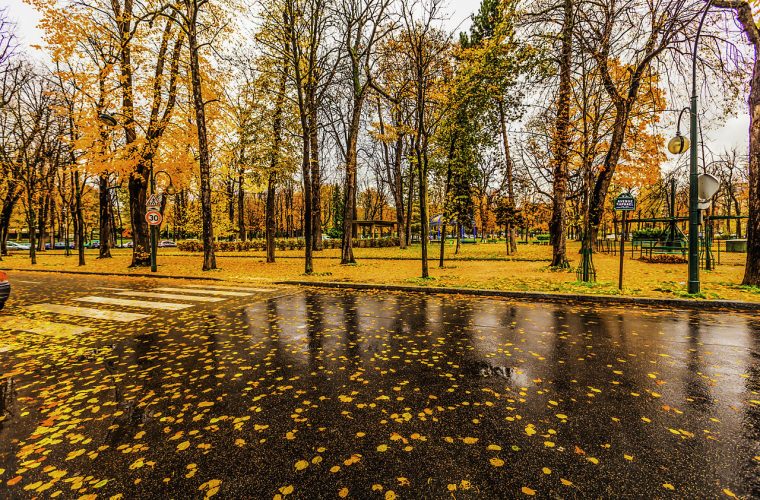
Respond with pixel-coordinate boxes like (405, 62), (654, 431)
(76, 296), (192, 311)
(16, 280), (40, 284)
(115, 291), (224, 302)
(0, 315), (92, 336)
(100, 287), (129, 291)
(24, 303), (149, 322)
(182, 284), (277, 293)
(154, 287), (252, 297)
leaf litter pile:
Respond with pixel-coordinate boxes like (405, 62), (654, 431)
(1, 288), (759, 498)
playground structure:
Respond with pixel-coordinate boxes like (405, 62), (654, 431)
(429, 214), (478, 243)
(351, 219), (397, 240)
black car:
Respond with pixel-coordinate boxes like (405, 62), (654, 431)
(0, 271), (9, 311)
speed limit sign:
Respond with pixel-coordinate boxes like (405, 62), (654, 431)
(146, 210), (162, 226)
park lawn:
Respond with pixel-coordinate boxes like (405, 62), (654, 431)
(1, 241), (757, 302)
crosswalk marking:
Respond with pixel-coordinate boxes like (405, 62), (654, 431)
(0, 315), (92, 336)
(182, 284), (277, 293)
(115, 291), (225, 302)
(24, 303), (149, 322)
(154, 287), (252, 297)
(76, 296), (193, 311)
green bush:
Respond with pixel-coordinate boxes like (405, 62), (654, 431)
(631, 227), (669, 241)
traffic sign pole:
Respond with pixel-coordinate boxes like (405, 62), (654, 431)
(619, 211), (627, 290)
(614, 193), (636, 291)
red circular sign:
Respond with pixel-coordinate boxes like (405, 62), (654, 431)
(146, 210), (162, 226)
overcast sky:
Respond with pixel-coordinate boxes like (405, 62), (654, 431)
(3, 0), (750, 167)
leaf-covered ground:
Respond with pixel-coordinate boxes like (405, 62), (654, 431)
(1, 241), (756, 302)
(1, 277), (758, 498)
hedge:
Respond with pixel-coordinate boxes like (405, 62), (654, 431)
(631, 227), (669, 241)
(177, 237), (400, 252)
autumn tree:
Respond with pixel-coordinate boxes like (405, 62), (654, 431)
(577, 0), (694, 244)
(397, 0), (451, 278)
(712, 0), (760, 285)
(331, 0), (394, 264)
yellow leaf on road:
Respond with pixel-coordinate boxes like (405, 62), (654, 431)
(521, 486), (536, 496)
(294, 460), (309, 471)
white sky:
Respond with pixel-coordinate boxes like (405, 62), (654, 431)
(2, 0), (750, 162)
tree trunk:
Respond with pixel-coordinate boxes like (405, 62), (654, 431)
(406, 159), (414, 246)
(266, 172), (276, 263)
(416, 137), (429, 278)
(549, 0), (573, 269)
(238, 167), (246, 241)
(74, 170), (85, 266)
(309, 95), (323, 251)
(27, 193), (36, 265)
(438, 220), (446, 268)
(393, 134), (406, 248)
(114, 0), (148, 267)
(0, 188), (20, 257)
(734, 196), (742, 237)
(455, 221), (461, 255)
(341, 101), (363, 265)
(37, 195), (48, 252)
(98, 174), (113, 258)
(188, 25), (216, 271)
(744, 33), (760, 285)
(498, 100), (517, 254)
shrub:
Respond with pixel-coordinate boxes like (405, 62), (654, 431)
(177, 237), (399, 252)
(640, 254), (687, 264)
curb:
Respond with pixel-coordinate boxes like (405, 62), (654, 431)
(274, 280), (760, 312)
(0, 267), (225, 281)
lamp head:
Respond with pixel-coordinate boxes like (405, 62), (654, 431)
(698, 173), (720, 200)
(667, 134), (690, 155)
(98, 112), (119, 127)
(164, 183), (177, 196)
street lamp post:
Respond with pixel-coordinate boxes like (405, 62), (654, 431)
(667, 0), (712, 295)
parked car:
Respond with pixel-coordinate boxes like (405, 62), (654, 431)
(6, 241), (30, 250)
(45, 242), (75, 250)
(0, 271), (9, 311)
(125, 241), (134, 248)
(157, 240), (177, 248)
(88, 240), (100, 249)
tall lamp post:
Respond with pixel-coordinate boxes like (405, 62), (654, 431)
(98, 112), (175, 272)
(667, 0), (712, 294)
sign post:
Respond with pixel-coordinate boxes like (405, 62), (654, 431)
(614, 193), (636, 290)
(146, 193), (160, 272)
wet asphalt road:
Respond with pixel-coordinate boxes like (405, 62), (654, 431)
(0, 271), (759, 499)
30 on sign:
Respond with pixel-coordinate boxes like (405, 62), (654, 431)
(145, 210), (162, 226)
